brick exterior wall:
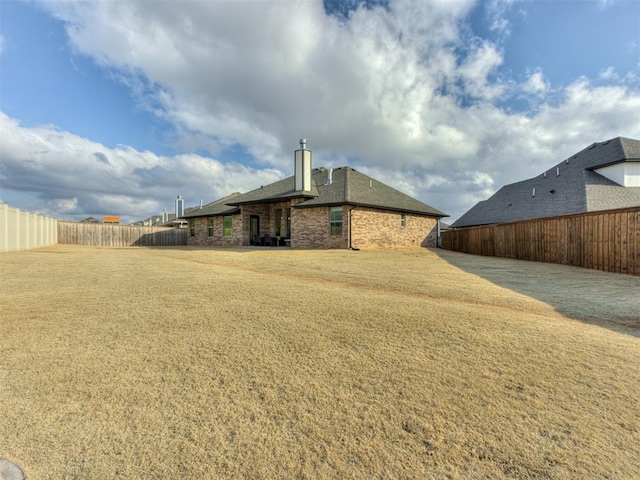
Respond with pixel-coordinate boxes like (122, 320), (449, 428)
(240, 204), (271, 244)
(350, 207), (439, 248)
(186, 214), (242, 246)
(186, 203), (439, 249)
(292, 206), (349, 249)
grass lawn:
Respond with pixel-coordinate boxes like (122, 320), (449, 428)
(1, 245), (639, 479)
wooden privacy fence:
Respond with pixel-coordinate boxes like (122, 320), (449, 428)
(58, 222), (187, 247)
(441, 207), (640, 276)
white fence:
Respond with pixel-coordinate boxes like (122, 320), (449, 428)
(0, 204), (58, 252)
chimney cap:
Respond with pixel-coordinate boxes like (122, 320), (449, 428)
(299, 138), (307, 149)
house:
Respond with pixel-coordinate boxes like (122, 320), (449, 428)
(133, 197), (197, 228)
(103, 215), (120, 224)
(452, 136), (640, 228)
(183, 140), (447, 249)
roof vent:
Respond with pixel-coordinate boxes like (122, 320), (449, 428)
(556, 167), (560, 176)
(532, 187), (536, 197)
(543, 171), (547, 178)
(550, 189), (555, 194)
(300, 138), (307, 150)
(326, 168), (333, 186)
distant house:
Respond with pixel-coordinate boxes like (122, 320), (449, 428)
(103, 215), (120, 224)
(79, 217), (100, 224)
(452, 136), (640, 228)
(183, 140), (447, 249)
(136, 211), (194, 228)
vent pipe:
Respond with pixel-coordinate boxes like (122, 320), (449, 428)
(327, 168), (333, 185)
(162, 208), (168, 224)
(294, 139), (312, 192)
(175, 195), (184, 217)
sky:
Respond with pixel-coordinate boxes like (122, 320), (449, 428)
(1, 0), (639, 224)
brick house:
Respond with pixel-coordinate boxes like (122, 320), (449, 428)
(183, 140), (447, 249)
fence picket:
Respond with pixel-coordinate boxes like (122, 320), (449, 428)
(442, 207), (640, 276)
(57, 222), (187, 247)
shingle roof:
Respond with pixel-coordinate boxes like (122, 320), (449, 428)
(452, 136), (640, 228)
(297, 167), (447, 217)
(182, 192), (242, 218)
(193, 166), (446, 218)
(226, 176), (319, 206)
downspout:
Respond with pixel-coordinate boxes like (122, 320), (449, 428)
(349, 206), (360, 251)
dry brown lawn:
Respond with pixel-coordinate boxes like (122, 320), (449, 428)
(1, 245), (639, 479)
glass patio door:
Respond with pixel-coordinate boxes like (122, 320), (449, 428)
(250, 215), (260, 245)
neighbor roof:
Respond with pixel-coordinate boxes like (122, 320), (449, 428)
(452, 136), (640, 228)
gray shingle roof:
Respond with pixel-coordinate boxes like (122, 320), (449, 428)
(226, 176), (319, 206)
(182, 192), (242, 218)
(297, 167), (447, 217)
(452, 136), (640, 228)
(192, 166), (446, 218)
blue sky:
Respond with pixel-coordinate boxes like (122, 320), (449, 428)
(1, 0), (639, 223)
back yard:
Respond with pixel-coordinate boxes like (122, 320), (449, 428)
(1, 245), (639, 479)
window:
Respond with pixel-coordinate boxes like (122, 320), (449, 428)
(400, 213), (406, 228)
(274, 208), (282, 236)
(189, 219), (195, 237)
(223, 216), (233, 237)
(208, 217), (214, 236)
(330, 207), (343, 236)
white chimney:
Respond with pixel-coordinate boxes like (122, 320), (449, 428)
(294, 139), (312, 192)
(175, 195), (184, 217)
(162, 208), (168, 224)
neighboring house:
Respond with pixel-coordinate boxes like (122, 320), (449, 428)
(135, 212), (193, 228)
(79, 217), (100, 223)
(183, 141), (447, 249)
(452, 136), (640, 228)
(141, 215), (163, 226)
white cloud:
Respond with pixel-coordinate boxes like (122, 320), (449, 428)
(485, 0), (518, 38)
(523, 70), (550, 95)
(2, 0), (638, 223)
(0, 112), (282, 223)
(599, 66), (618, 80)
